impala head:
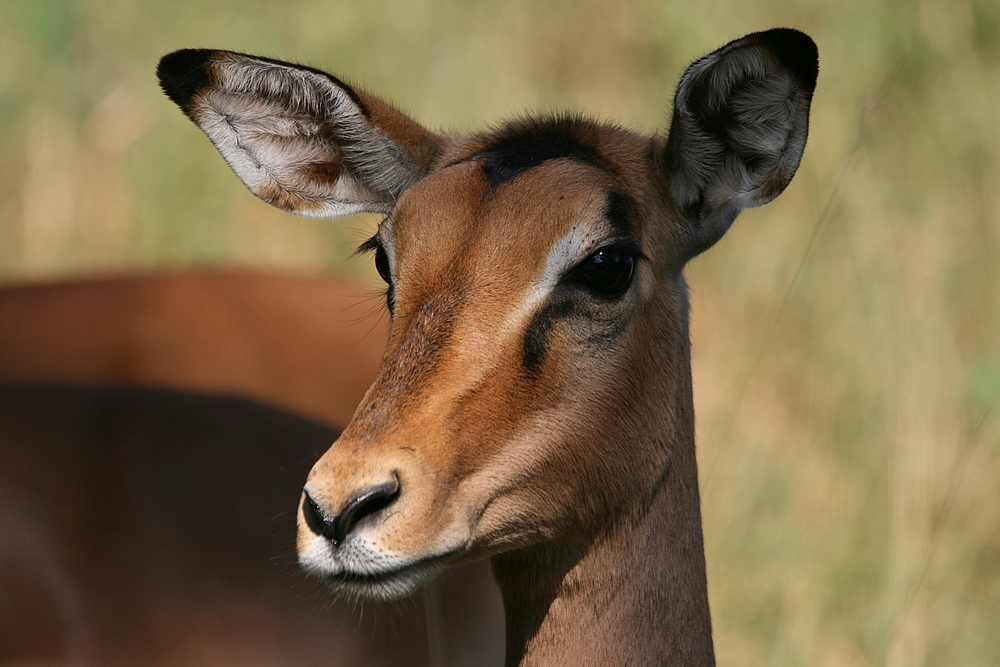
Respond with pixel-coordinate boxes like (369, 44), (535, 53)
(158, 30), (817, 602)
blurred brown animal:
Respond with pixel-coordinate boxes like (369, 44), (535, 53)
(0, 269), (387, 427)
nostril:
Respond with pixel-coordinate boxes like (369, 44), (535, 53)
(302, 491), (336, 541)
(301, 476), (400, 546)
(332, 477), (400, 545)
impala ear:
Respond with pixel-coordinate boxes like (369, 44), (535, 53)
(664, 28), (818, 259)
(157, 49), (445, 218)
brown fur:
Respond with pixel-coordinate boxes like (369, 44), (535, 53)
(0, 269), (386, 426)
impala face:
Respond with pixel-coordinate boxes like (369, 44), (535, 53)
(298, 128), (678, 600)
(158, 29), (817, 602)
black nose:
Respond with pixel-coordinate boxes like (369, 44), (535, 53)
(302, 477), (400, 545)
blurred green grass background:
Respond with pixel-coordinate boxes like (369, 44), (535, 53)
(1, 1), (998, 665)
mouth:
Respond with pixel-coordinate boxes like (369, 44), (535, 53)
(317, 551), (459, 602)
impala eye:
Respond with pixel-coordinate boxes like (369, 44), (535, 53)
(374, 245), (392, 285)
(357, 237), (395, 313)
(568, 246), (636, 298)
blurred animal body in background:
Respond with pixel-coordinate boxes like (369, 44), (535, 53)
(0, 271), (504, 666)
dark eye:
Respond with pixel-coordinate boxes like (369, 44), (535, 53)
(568, 247), (636, 298)
(374, 245), (392, 285)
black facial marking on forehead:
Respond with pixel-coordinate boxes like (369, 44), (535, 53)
(605, 191), (634, 237)
(479, 128), (601, 188)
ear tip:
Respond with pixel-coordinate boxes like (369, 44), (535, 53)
(157, 49), (222, 111)
(750, 28), (819, 95)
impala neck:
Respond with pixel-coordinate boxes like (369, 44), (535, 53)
(491, 322), (715, 666)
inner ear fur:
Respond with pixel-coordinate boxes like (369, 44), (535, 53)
(663, 28), (818, 259)
(157, 49), (445, 218)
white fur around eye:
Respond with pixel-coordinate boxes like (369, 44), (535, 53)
(521, 225), (590, 315)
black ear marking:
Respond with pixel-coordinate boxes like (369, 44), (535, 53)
(750, 28), (819, 94)
(157, 49), (217, 114)
(664, 28), (818, 261)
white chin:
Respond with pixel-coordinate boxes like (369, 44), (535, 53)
(298, 538), (456, 602)
(320, 559), (447, 601)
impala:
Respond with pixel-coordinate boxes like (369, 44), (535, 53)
(0, 269), (387, 426)
(158, 29), (817, 666)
